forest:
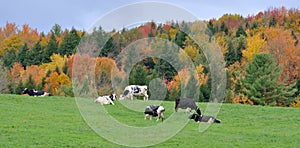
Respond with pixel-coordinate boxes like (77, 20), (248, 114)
(0, 7), (299, 107)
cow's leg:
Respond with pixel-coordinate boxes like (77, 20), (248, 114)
(144, 94), (149, 101)
(130, 94), (133, 100)
(156, 113), (161, 122)
(144, 114), (149, 120)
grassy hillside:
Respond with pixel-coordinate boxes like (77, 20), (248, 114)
(1, 94), (299, 147)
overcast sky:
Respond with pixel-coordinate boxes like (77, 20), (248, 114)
(1, 0), (299, 33)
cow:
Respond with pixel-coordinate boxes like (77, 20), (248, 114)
(94, 93), (117, 105)
(144, 105), (165, 122)
(188, 113), (221, 123)
(119, 85), (148, 101)
(22, 88), (53, 97)
(175, 98), (201, 115)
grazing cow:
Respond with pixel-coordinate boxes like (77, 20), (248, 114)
(144, 105), (165, 122)
(23, 88), (53, 97)
(94, 93), (117, 105)
(119, 85), (148, 101)
(175, 98), (201, 115)
(189, 113), (221, 123)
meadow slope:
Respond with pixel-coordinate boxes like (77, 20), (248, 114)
(1, 94), (299, 147)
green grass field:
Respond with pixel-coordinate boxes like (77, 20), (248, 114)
(1, 94), (299, 147)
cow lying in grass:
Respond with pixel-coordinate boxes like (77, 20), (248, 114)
(175, 98), (201, 115)
(188, 113), (221, 123)
(144, 105), (165, 122)
(23, 88), (53, 97)
(94, 94), (116, 105)
(119, 85), (149, 101)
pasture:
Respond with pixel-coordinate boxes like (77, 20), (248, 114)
(1, 94), (299, 147)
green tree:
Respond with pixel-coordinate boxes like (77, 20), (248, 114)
(2, 48), (17, 68)
(15, 79), (24, 94)
(24, 74), (36, 90)
(225, 36), (247, 66)
(17, 44), (29, 68)
(242, 54), (297, 105)
(44, 33), (58, 63)
(31, 41), (44, 65)
(129, 64), (147, 85)
(175, 30), (187, 49)
(0, 60), (11, 93)
(59, 28), (81, 56)
(51, 24), (62, 37)
(236, 26), (247, 37)
(220, 21), (229, 35)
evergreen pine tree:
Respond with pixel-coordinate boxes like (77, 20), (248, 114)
(17, 44), (29, 68)
(44, 33), (58, 63)
(2, 48), (17, 68)
(15, 79), (24, 94)
(31, 41), (44, 65)
(129, 64), (147, 85)
(59, 28), (81, 56)
(242, 54), (297, 105)
(24, 74), (36, 90)
(236, 26), (247, 37)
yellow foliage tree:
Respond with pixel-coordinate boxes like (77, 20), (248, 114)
(196, 64), (208, 85)
(184, 45), (197, 60)
(169, 28), (177, 40)
(40, 53), (67, 72)
(45, 72), (59, 95)
(0, 34), (23, 56)
(290, 97), (300, 108)
(242, 34), (265, 61)
(58, 73), (72, 86)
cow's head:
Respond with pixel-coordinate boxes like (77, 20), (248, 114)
(22, 88), (34, 96)
(110, 93), (117, 101)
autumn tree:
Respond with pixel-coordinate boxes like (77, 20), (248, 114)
(0, 60), (10, 93)
(0, 34), (23, 57)
(261, 28), (300, 84)
(242, 34), (265, 61)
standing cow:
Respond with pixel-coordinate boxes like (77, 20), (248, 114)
(119, 85), (148, 101)
(175, 98), (201, 115)
(144, 105), (165, 122)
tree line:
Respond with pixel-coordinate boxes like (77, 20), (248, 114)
(0, 7), (299, 107)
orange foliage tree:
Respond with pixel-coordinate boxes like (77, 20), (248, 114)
(262, 27), (300, 84)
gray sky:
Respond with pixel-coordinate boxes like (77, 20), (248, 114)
(1, 0), (299, 33)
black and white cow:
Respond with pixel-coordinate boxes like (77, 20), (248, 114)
(23, 88), (53, 97)
(175, 98), (201, 115)
(144, 105), (165, 122)
(188, 113), (221, 123)
(119, 85), (148, 101)
(94, 93), (117, 105)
